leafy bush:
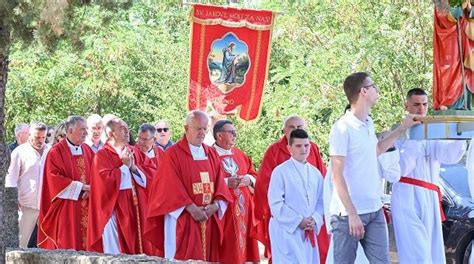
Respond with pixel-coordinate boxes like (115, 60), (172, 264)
(5, 1), (433, 167)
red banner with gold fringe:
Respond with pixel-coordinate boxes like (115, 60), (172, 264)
(187, 4), (274, 121)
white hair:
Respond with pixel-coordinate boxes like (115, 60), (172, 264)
(185, 110), (208, 126)
(14, 123), (29, 137)
(29, 122), (47, 134)
(65, 116), (86, 132)
(86, 114), (103, 127)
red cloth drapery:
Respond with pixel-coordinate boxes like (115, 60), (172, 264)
(433, 4), (474, 109)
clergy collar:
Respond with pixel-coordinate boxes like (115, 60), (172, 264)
(113, 145), (126, 155)
(66, 138), (83, 156)
(66, 137), (81, 148)
(189, 143), (204, 153)
(188, 143), (207, 160)
(213, 143), (233, 156)
(145, 148), (155, 158)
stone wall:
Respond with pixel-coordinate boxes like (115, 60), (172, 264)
(6, 248), (208, 264)
(4, 187), (19, 248)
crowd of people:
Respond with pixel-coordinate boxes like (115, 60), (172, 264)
(5, 72), (464, 264)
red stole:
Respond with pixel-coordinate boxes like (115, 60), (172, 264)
(252, 136), (329, 263)
(87, 143), (144, 254)
(38, 139), (93, 250)
(144, 136), (232, 261)
(132, 145), (163, 256)
(216, 147), (260, 264)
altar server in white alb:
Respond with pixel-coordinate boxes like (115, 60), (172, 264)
(392, 88), (466, 264)
(268, 128), (324, 264)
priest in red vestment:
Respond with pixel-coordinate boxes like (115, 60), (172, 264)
(38, 116), (94, 250)
(144, 110), (232, 262)
(253, 115), (329, 263)
(87, 118), (148, 254)
(133, 123), (164, 256)
(212, 120), (260, 264)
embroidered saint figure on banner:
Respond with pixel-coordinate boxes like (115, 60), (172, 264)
(208, 33), (250, 93)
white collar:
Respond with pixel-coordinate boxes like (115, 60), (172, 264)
(113, 145), (126, 156)
(291, 157), (307, 168)
(188, 143), (206, 160)
(344, 110), (372, 128)
(213, 144), (233, 156)
(145, 148), (155, 158)
(66, 138), (83, 156)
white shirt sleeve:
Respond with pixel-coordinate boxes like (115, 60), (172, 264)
(329, 122), (349, 157)
(433, 140), (466, 164)
(378, 150), (401, 183)
(5, 149), (21, 188)
(57, 181), (84, 200)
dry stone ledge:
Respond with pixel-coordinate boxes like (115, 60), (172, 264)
(6, 248), (211, 264)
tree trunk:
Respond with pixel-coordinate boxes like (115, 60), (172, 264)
(0, 22), (11, 264)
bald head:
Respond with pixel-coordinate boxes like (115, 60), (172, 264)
(283, 115), (305, 140)
(184, 110), (209, 146)
(106, 118), (130, 145)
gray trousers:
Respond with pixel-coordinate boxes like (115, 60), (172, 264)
(330, 208), (389, 264)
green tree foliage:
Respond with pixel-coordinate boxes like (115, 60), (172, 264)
(6, 1), (433, 167)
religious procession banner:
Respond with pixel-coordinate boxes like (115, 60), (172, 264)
(188, 4), (274, 121)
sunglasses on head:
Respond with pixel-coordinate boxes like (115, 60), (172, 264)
(156, 128), (169, 133)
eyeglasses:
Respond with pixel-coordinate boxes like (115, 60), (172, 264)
(220, 130), (237, 136)
(138, 136), (154, 141)
(156, 128), (169, 133)
(361, 83), (379, 92)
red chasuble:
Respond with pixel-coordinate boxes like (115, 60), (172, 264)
(144, 136), (232, 261)
(38, 139), (93, 250)
(132, 145), (163, 256)
(253, 136), (329, 263)
(87, 143), (146, 254)
(215, 146), (260, 264)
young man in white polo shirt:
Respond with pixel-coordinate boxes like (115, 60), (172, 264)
(329, 72), (418, 263)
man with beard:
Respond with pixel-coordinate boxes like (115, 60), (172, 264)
(6, 122), (51, 248)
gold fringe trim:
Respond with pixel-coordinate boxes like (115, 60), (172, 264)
(191, 16), (273, 30)
(38, 223), (59, 249)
